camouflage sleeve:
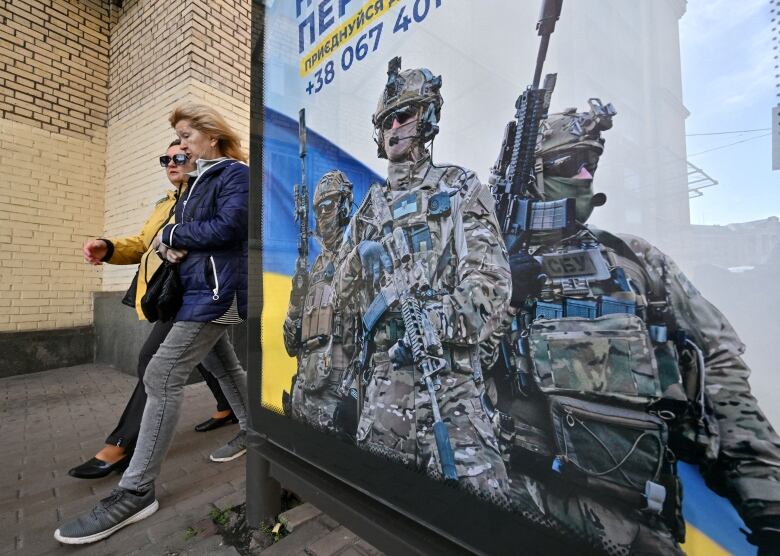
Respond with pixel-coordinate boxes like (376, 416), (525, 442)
(333, 240), (363, 310)
(429, 175), (512, 346)
(637, 238), (780, 525)
(478, 307), (516, 371)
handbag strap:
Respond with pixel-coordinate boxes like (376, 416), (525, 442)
(143, 196), (180, 282)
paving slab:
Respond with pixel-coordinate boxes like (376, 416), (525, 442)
(0, 364), (243, 555)
(0, 364), (384, 556)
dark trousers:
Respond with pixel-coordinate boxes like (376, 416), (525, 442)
(104, 320), (231, 449)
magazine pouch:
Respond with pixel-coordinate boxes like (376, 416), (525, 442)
(528, 313), (663, 405)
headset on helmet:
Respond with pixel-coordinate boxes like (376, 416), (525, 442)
(372, 57), (443, 159)
(314, 170), (353, 225)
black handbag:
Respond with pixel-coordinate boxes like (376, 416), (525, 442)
(140, 262), (183, 322)
(121, 270), (140, 308)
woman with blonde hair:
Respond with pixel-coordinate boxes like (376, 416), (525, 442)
(56, 103), (251, 544)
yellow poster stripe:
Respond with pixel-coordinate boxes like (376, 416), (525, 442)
(261, 272), (298, 414)
(299, 0), (398, 76)
(680, 524), (731, 555)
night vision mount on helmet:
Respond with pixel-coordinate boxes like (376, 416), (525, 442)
(372, 56), (443, 159)
(539, 99), (617, 178)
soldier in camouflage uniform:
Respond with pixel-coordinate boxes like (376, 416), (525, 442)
(283, 170), (354, 435)
(335, 58), (511, 505)
(486, 100), (780, 555)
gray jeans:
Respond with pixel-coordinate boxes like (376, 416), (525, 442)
(119, 321), (248, 492)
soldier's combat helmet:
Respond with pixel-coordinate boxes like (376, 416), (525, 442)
(314, 169), (353, 226)
(538, 98), (616, 179)
(537, 99), (617, 223)
(372, 56), (443, 158)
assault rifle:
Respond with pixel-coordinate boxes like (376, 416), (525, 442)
(292, 108), (309, 302)
(383, 228), (458, 483)
(358, 189), (458, 482)
(491, 0), (569, 254)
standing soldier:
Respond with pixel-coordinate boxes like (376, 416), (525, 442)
(489, 101), (780, 555)
(284, 170), (354, 435)
(336, 58), (511, 505)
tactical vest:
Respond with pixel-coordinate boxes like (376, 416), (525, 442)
(298, 254), (349, 392)
(355, 174), (459, 351)
(494, 228), (700, 540)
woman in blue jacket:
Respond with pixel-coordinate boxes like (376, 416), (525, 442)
(56, 103), (250, 544)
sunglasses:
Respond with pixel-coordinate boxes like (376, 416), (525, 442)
(159, 153), (189, 167)
(381, 107), (417, 130)
(543, 151), (599, 178)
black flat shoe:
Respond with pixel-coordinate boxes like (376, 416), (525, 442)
(68, 456), (129, 479)
(194, 413), (239, 432)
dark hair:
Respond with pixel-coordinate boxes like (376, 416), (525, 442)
(168, 138), (181, 148)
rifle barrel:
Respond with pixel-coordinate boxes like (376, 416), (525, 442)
(532, 33), (551, 89)
(298, 108), (307, 190)
(532, 0), (562, 87)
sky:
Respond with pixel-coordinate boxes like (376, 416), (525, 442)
(680, 0), (779, 225)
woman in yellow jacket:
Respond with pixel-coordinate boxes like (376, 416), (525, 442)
(68, 140), (237, 480)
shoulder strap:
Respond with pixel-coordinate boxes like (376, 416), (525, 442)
(589, 227), (665, 304)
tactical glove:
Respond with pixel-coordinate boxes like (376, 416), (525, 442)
(357, 240), (392, 290)
(508, 252), (545, 307)
(389, 337), (414, 368)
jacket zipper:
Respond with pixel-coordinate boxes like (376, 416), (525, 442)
(181, 160), (234, 213)
(209, 256), (220, 300)
(181, 170), (204, 211)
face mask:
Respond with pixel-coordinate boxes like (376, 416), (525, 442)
(316, 212), (343, 251)
(543, 175), (597, 223)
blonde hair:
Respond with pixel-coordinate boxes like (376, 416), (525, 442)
(169, 102), (247, 162)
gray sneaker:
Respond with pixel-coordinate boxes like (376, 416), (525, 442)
(54, 487), (158, 545)
(210, 430), (247, 462)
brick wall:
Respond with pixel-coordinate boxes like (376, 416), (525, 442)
(1, 0), (110, 138)
(0, 0), (251, 333)
(107, 0), (190, 122)
(0, 122), (105, 330)
(0, 0), (110, 332)
(189, 0), (252, 106)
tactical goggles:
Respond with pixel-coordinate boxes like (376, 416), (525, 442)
(543, 150), (600, 178)
(381, 107), (418, 130)
(315, 198), (338, 215)
(159, 153), (189, 167)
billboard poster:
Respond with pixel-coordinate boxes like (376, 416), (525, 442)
(257, 1), (780, 554)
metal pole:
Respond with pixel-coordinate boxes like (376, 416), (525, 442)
(245, 436), (281, 527)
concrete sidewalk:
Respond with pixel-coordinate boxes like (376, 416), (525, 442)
(0, 364), (383, 556)
(0, 364), (246, 555)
